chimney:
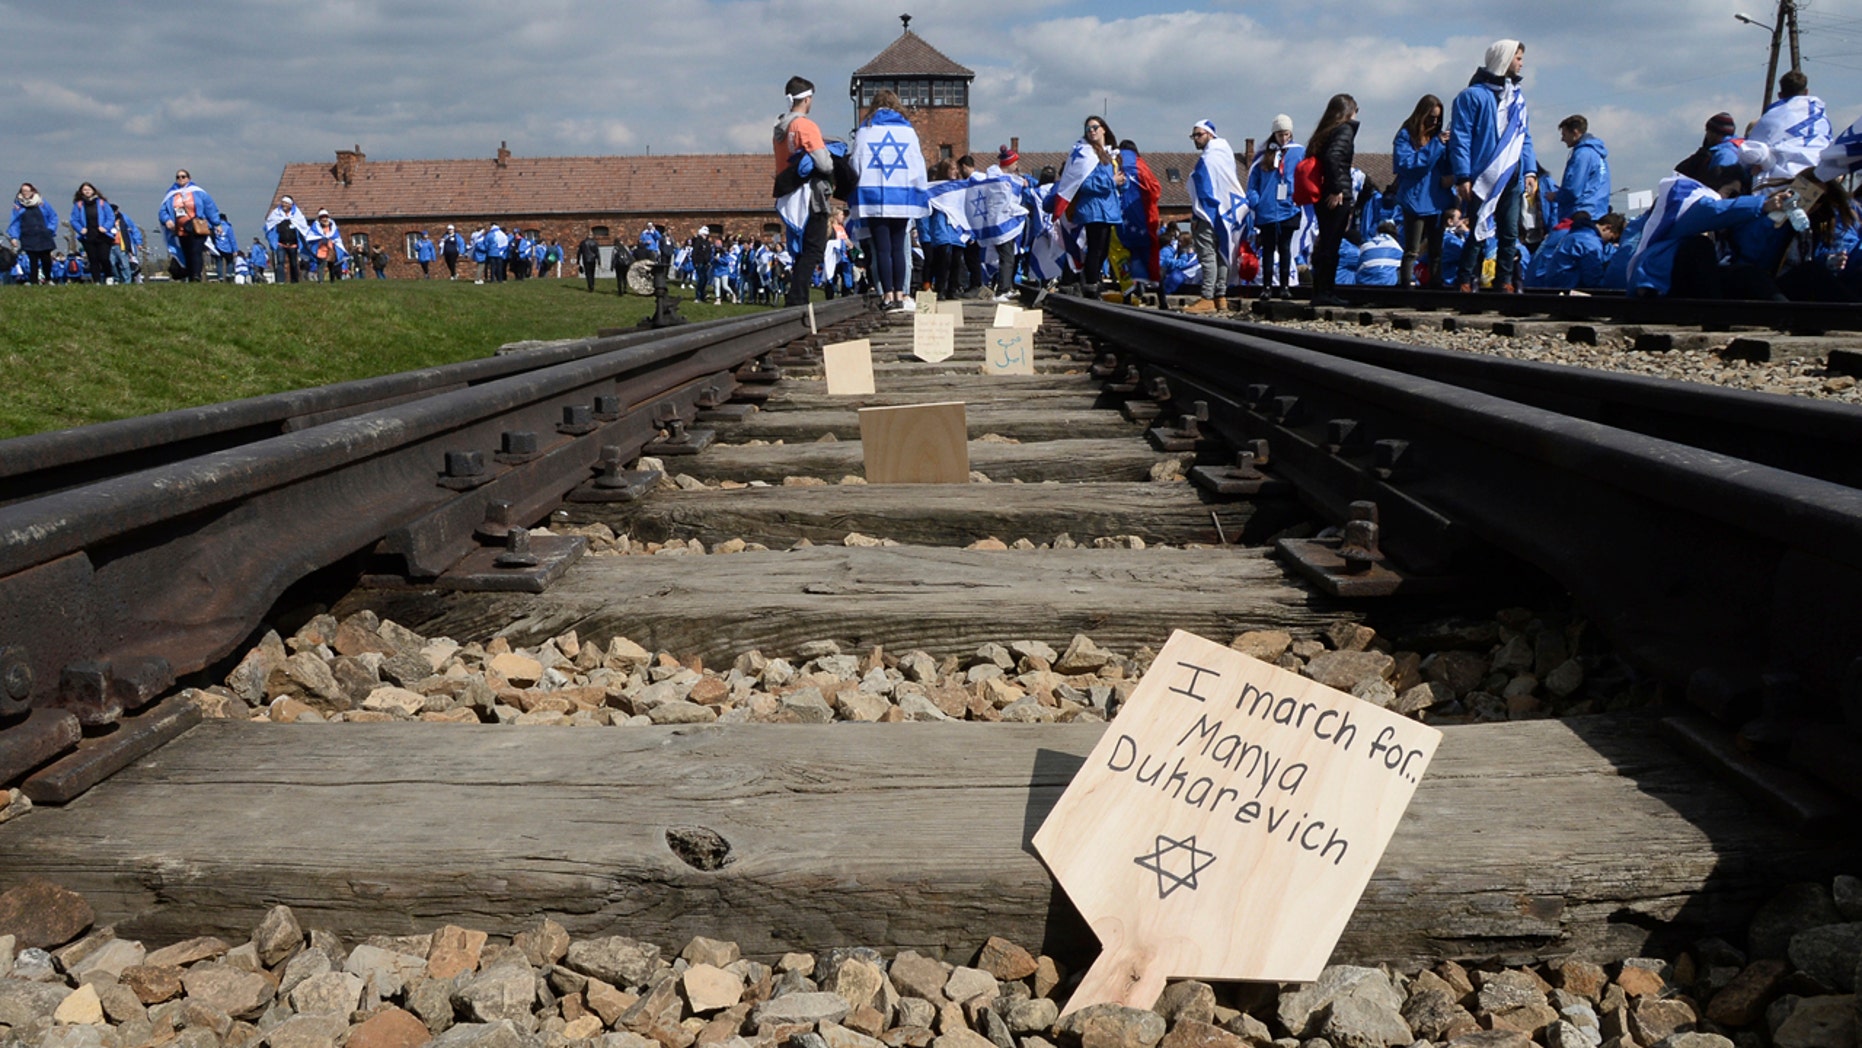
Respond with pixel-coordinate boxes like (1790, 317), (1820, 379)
(1010, 136), (1019, 155)
(496, 141), (511, 168)
(333, 144), (364, 186)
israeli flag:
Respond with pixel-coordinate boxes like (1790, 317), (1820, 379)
(1190, 136), (1250, 267)
(927, 175), (1029, 246)
(1473, 81), (1531, 240)
(1025, 184), (1082, 281)
(1051, 140), (1098, 215)
(1750, 94), (1832, 185)
(1816, 111), (1862, 181)
(1626, 174), (1717, 286)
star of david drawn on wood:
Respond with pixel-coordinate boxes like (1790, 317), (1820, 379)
(867, 132), (912, 178)
(1133, 833), (1216, 899)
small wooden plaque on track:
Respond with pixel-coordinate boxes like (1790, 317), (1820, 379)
(1033, 629), (1441, 1016)
(823, 339), (876, 395)
(913, 314), (955, 362)
(857, 402), (968, 483)
(992, 304), (1023, 327)
(916, 291), (939, 314)
(982, 329), (1034, 376)
(937, 300), (966, 327)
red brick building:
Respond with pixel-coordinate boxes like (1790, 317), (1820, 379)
(269, 25), (1394, 279)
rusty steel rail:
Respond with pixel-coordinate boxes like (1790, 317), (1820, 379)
(1317, 284), (1862, 335)
(0, 298), (866, 795)
(1048, 296), (1862, 785)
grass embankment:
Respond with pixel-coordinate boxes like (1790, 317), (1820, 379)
(0, 278), (772, 438)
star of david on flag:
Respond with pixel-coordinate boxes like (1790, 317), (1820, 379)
(1221, 192), (1248, 227)
(867, 132), (912, 178)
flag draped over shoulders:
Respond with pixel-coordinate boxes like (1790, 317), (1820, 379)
(1051, 140), (1098, 217)
(1190, 136), (1249, 268)
(1473, 81), (1530, 240)
(1750, 94), (1834, 185)
(850, 108), (929, 219)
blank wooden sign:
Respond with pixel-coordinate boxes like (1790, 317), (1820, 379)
(857, 402), (968, 483)
(1016, 308), (1044, 330)
(822, 339), (876, 395)
(983, 328), (1034, 376)
(936, 300), (965, 327)
(992, 304), (1023, 327)
(1034, 629), (1441, 1015)
(913, 313), (955, 362)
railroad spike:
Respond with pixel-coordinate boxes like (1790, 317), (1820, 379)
(55, 661), (123, 726)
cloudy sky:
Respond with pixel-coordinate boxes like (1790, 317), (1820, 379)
(3, 0), (1859, 238)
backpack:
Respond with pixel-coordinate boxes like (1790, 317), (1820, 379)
(1292, 155), (1322, 207)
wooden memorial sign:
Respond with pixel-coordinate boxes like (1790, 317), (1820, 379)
(1033, 629), (1441, 1015)
(913, 313), (955, 363)
(822, 339), (876, 396)
(937, 300), (966, 327)
(1015, 308), (1044, 330)
(857, 402), (969, 483)
(915, 291), (939, 314)
(982, 328), (1034, 376)
(992, 304), (1023, 327)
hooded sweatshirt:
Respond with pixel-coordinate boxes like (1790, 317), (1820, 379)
(1449, 39), (1536, 189)
(1556, 134), (1611, 225)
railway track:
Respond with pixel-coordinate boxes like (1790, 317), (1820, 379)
(0, 293), (1858, 981)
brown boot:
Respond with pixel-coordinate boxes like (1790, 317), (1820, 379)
(1182, 297), (1217, 314)
(1214, 296), (1229, 312)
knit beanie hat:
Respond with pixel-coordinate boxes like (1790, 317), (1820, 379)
(1706, 112), (1737, 138)
(1271, 114), (1293, 134)
(1483, 39), (1521, 77)
(998, 143), (1018, 166)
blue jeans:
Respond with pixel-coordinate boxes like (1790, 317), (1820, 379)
(1459, 173), (1521, 288)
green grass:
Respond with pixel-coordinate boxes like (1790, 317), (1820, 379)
(0, 278), (775, 438)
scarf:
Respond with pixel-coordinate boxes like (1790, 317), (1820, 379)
(1471, 76), (1530, 241)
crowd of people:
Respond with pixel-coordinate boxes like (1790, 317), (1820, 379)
(11, 46), (1862, 305)
(768, 47), (1862, 307)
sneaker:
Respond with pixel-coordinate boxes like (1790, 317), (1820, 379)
(474, 279), (484, 285)
(994, 292), (1015, 302)
(1182, 298), (1217, 314)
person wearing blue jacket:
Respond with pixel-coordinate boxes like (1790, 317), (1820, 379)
(1525, 211), (1621, 290)
(1553, 116), (1610, 227)
(1450, 40), (1536, 292)
(1630, 175), (1791, 296)
(1393, 96), (1454, 287)
(157, 169), (222, 282)
(109, 203), (142, 284)
(1356, 222), (1402, 286)
(70, 183), (120, 286)
(1247, 114), (1303, 298)
(1052, 116), (1125, 296)
(1436, 207), (1468, 287)
(413, 231), (435, 278)
(9, 183), (60, 285)
(211, 217), (238, 281)
(248, 237), (270, 280)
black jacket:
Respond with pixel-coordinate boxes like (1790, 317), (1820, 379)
(1318, 120), (1358, 200)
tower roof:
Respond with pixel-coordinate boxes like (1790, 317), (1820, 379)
(853, 30), (973, 79)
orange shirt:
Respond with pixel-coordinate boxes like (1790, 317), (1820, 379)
(775, 115), (825, 174)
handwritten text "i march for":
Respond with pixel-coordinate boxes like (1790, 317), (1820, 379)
(1103, 658), (1431, 867)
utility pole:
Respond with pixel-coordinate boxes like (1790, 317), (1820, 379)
(1764, 0), (1786, 108)
(1787, 0), (1802, 73)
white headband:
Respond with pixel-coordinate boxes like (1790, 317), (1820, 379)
(787, 89), (813, 101)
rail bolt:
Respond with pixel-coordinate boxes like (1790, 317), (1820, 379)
(501, 431), (538, 456)
(444, 450), (486, 478)
(0, 647), (31, 715)
(562, 404), (594, 427)
(1246, 384), (1274, 409)
(593, 395), (622, 417)
(1373, 440), (1410, 476)
(665, 418), (689, 444)
(495, 527), (540, 569)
